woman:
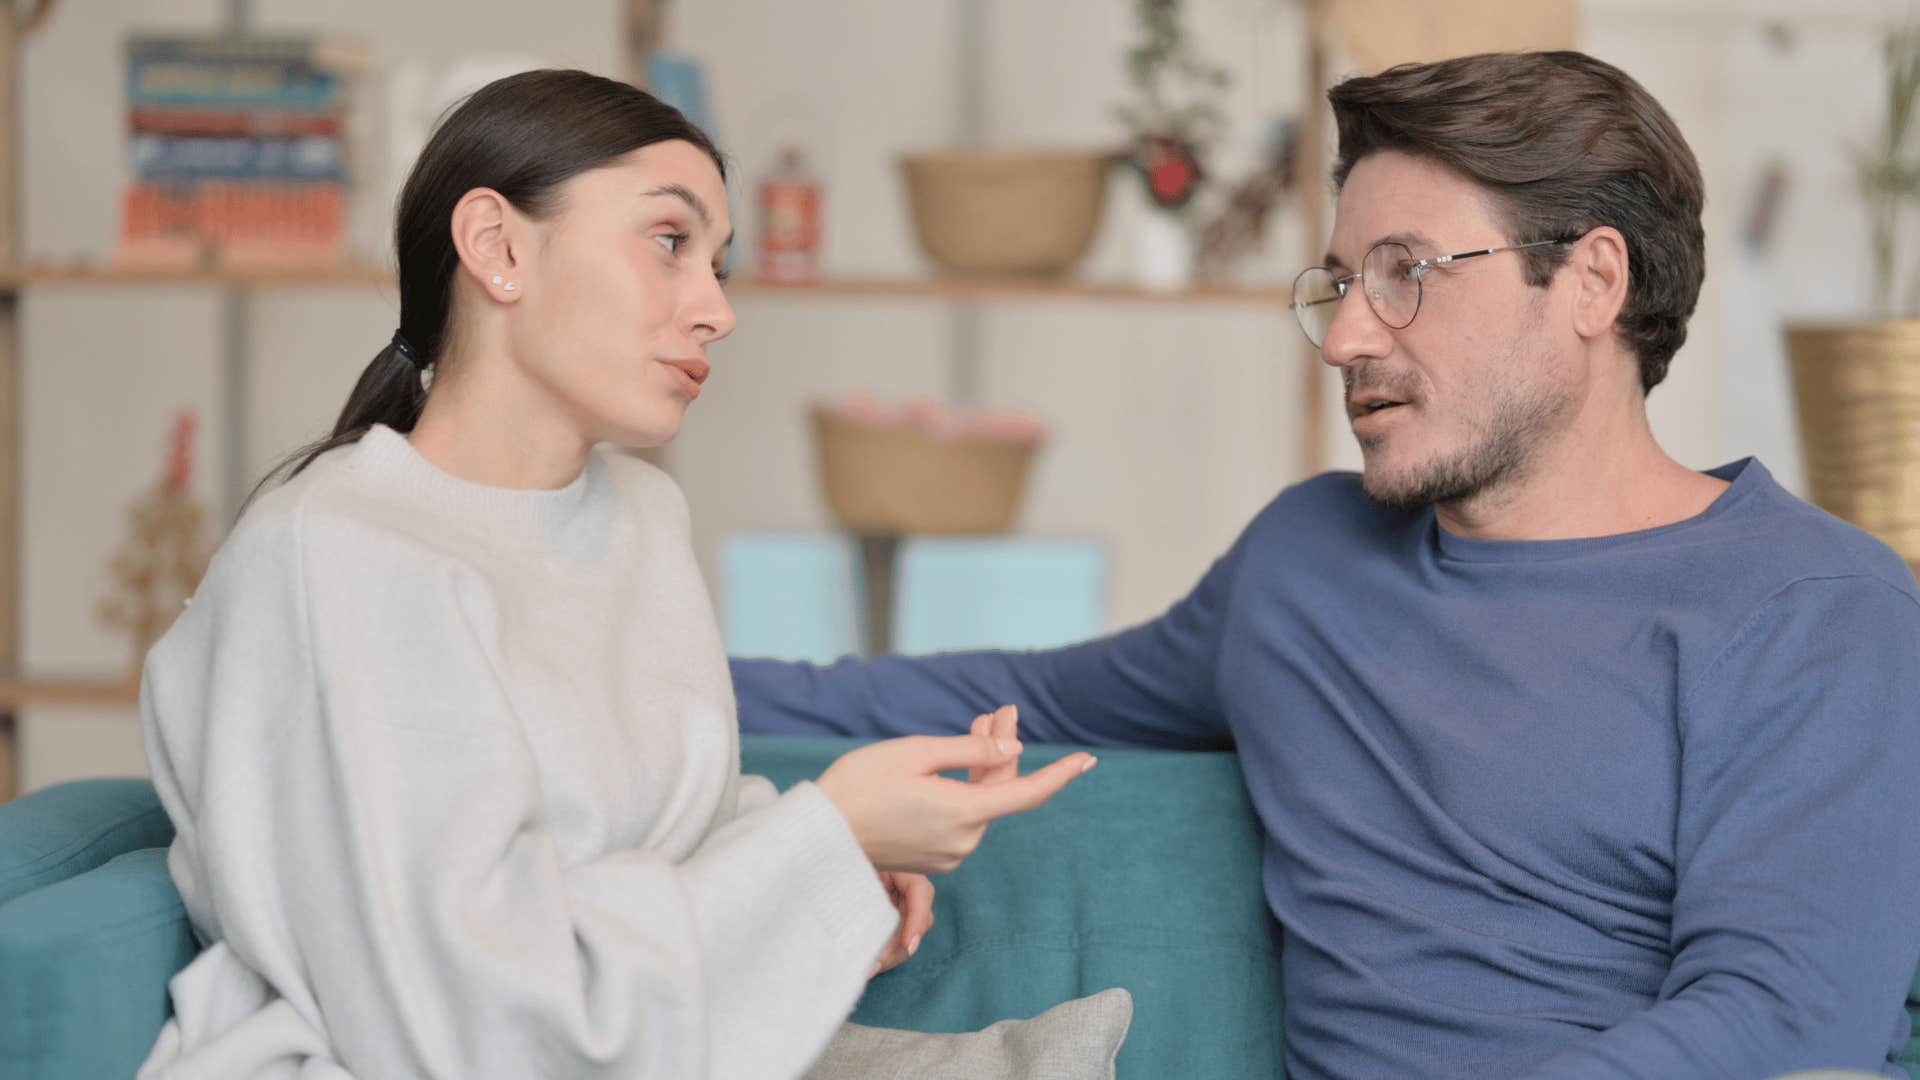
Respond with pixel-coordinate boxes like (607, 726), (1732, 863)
(137, 69), (1095, 1079)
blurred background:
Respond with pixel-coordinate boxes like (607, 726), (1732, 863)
(0, 0), (1915, 797)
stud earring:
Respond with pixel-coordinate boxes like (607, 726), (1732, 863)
(490, 275), (503, 285)
(503, 282), (518, 292)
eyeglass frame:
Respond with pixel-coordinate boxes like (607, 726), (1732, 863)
(1290, 235), (1585, 347)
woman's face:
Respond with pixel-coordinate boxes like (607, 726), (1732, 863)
(506, 139), (736, 449)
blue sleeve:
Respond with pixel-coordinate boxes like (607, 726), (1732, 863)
(729, 529), (1250, 751)
(1521, 575), (1920, 1079)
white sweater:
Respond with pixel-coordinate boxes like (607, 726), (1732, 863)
(137, 424), (898, 1079)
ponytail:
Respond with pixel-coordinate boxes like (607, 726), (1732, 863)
(243, 332), (429, 510)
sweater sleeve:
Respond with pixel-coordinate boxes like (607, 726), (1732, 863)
(1519, 575), (1920, 1079)
(143, 508), (898, 1080)
(730, 527), (1250, 751)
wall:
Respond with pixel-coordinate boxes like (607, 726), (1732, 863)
(13, 0), (1907, 791)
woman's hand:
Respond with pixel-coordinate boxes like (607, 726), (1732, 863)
(968, 705), (1023, 785)
(817, 718), (1096, 875)
(871, 871), (935, 976)
(866, 707), (1043, 976)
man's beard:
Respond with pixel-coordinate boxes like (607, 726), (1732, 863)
(1356, 376), (1571, 514)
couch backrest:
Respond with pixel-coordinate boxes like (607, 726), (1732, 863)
(742, 736), (1288, 1079)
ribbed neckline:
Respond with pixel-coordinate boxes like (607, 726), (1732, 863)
(1432, 458), (1767, 564)
(345, 424), (617, 561)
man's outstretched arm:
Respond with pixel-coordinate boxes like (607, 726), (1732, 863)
(731, 532), (1253, 751)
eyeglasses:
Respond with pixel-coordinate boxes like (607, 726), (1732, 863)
(1290, 237), (1578, 348)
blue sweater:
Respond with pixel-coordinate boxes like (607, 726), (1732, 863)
(731, 460), (1920, 1079)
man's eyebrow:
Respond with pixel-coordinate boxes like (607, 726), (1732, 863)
(1325, 230), (1439, 270)
(642, 184), (710, 229)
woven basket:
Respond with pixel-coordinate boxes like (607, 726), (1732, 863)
(1786, 320), (1920, 566)
(900, 150), (1109, 278)
(811, 406), (1037, 535)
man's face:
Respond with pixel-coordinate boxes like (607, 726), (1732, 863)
(1321, 150), (1579, 511)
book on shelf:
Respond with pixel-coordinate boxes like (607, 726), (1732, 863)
(117, 34), (364, 271)
(126, 35), (350, 111)
(129, 135), (344, 183)
(119, 183), (346, 269)
(129, 107), (343, 139)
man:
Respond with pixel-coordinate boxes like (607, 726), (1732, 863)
(733, 51), (1920, 1078)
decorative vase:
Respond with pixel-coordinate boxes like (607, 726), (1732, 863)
(1785, 319), (1920, 575)
(1136, 209), (1192, 292)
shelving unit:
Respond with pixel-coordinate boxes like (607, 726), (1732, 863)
(0, 676), (139, 710)
(0, 262), (1293, 304)
(0, 263), (395, 288)
(0, 0), (1369, 798)
(0, 0), (1318, 798)
(0, 261), (1320, 766)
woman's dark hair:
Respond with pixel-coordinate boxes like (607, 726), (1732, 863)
(1328, 51), (1705, 394)
(255, 68), (725, 495)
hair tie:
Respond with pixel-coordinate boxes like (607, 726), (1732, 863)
(390, 329), (425, 368)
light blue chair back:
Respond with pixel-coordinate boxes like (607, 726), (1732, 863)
(722, 533), (1107, 659)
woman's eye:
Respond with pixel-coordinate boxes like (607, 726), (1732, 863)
(655, 231), (688, 255)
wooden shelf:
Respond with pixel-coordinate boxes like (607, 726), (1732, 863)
(0, 676), (140, 710)
(727, 275), (1292, 307)
(0, 262), (393, 289)
(0, 263), (1292, 307)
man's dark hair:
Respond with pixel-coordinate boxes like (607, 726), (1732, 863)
(1329, 51), (1706, 394)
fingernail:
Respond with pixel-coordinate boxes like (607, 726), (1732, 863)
(908, 935), (922, 956)
(1080, 756), (1098, 774)
(995, 739), (1010, 754)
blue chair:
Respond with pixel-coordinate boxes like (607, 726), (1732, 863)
(894, 536), (1106, 654)
(721, 533), (862, 664)
(721, 533), (1108, 660)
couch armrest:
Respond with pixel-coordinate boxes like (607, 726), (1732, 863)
(0, 778), (174, 907)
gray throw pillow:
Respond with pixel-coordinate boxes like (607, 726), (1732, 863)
(805, 988), (1133, 1080)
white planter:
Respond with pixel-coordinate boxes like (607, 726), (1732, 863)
(1136, 209), (1193, 291)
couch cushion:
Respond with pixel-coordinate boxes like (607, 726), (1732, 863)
(0, 777), (175, 907)
(740, 735), (1285, 1080)
(0, 845), (196, 1080)
(806, 987), (1133, 1080)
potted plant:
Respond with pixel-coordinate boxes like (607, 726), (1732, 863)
(1785, 24), (1920, 574)
(1113, 0), (1230, 289)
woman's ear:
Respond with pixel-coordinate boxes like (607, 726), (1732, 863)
(1568, 226), (1629, 343)
(449, 188), (524, 302)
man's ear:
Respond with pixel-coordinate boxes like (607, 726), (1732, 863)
(1568, 226), (1629, 343)
(449, 187), (525, 302)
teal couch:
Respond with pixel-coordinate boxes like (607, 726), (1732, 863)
(12, 738), (1920, 1079)
(0, 739), (1284, 1079)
